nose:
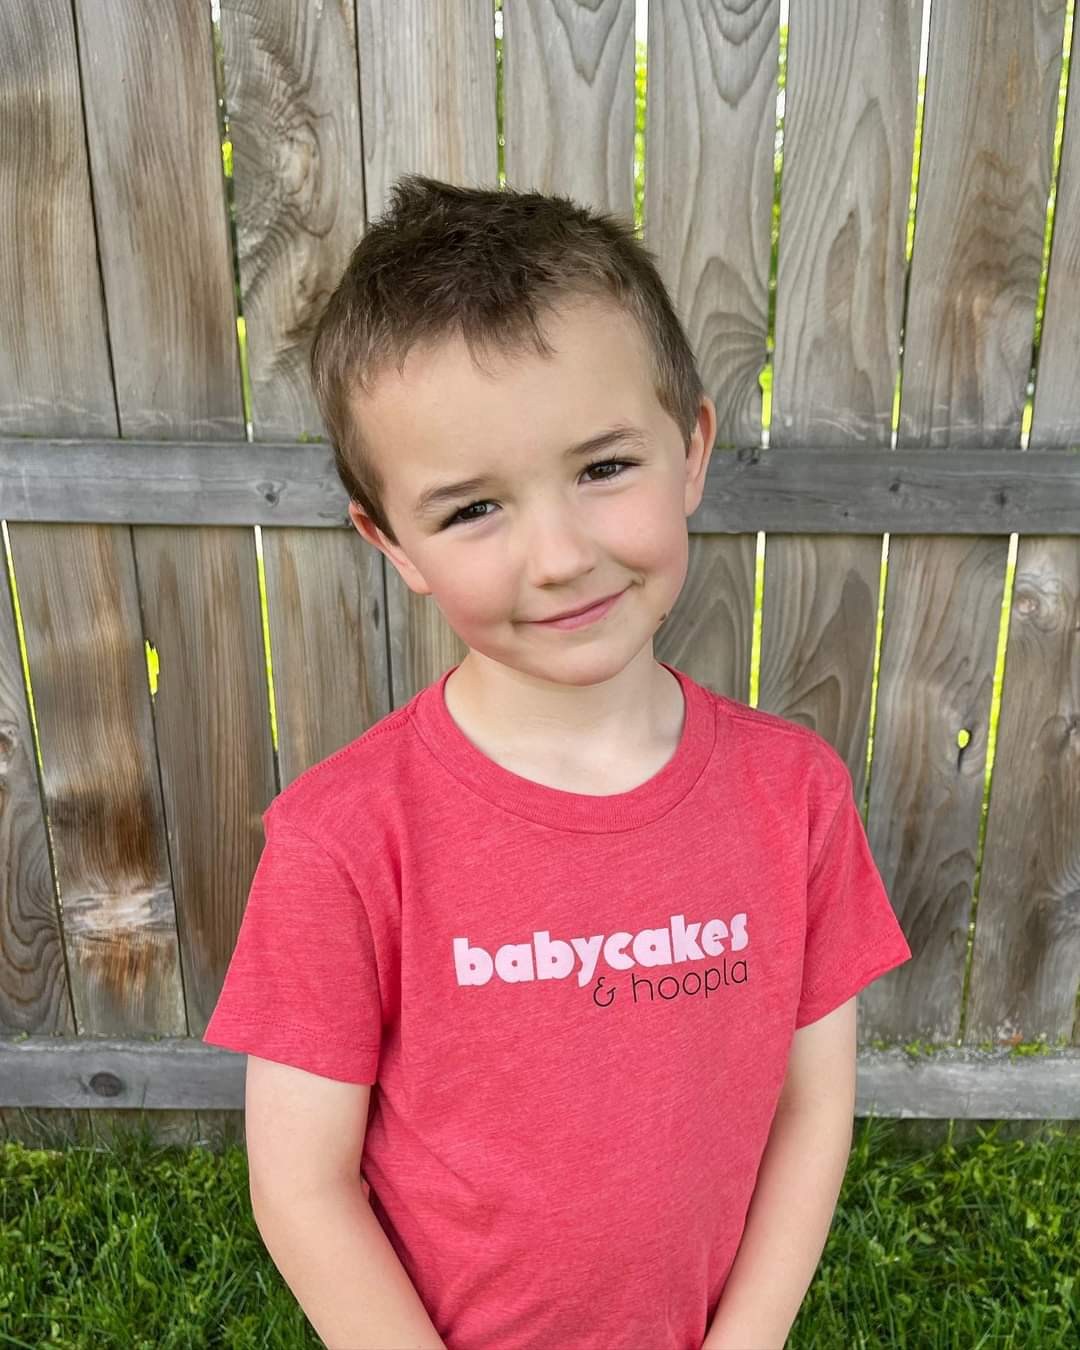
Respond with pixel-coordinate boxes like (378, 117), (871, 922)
(520, 499), (601, 589)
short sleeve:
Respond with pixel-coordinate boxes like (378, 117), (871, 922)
(202, 803), (383, 1082)
(795, 757), (913, 1029)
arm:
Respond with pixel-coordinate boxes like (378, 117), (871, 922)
(245, 1055), (446, 1350)
(701, 997), (858, 1350)
(252, 1176), (447, 1350)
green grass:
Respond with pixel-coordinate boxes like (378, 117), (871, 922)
(1, 1115), (1077, 1347)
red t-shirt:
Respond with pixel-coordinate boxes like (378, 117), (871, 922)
(203, 660), (912, 1350)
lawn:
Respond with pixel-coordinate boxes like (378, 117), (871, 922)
(1, 1113), (1077, 1348)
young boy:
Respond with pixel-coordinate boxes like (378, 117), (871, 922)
(203, 174), (913, 1350)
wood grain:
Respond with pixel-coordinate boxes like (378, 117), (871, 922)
(503, 0), (635, 207)
(867, 0), (1069, 1046)
(0, 0), (100, 1147)
(648, 0), (781, 449)
(218, 0), (393, 797)
(4, 437), (1079, 531)
(758, 0), (920, 1053)
(900, 1), (1066, 451)
(965, 539), (1080, 1044)
(0, 0), (194, 1149)
(4, 1034), (1077, 1120)
(1030, 16), (1080, 450)
(644, 0), (781, 701)
(67, 0), (265, 1152)
(0, 0), (113, 436)
(968, 22), (1080, 1051)
(772, 0), (921, 449)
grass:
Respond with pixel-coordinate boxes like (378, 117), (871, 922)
(1, 1115), (1077, 1348)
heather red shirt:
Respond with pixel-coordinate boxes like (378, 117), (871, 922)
(203, 660), (912, 1350)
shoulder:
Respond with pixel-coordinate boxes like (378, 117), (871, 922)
(264, 686), (428, 842)
(688, 673), (852, 805)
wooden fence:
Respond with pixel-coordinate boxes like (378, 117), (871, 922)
(1, 0), (1079, 1151)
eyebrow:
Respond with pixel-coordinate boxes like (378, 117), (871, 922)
(412, 423), (649, 521)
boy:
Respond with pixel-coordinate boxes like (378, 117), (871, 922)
(203, 174), (913, 1350)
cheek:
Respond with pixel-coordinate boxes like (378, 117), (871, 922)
(430, 560), (508, 620)
(620, 500), (686, 569)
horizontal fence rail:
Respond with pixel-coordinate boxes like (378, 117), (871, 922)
(2, 1037), (1079, 1120)
(3, 439), (1080, 532)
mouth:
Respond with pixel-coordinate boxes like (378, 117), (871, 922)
(529, 587), (628, 629)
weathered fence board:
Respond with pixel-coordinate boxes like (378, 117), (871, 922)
(772, 0), (922, 447)
(217, 0), (393, 802)
(0, 566), (78, 1147)
(764, 0), (922, 851)
(3, 527), (188, 1083)
(218, 0), (363, 442)
(643, 0), (778, 704)
(59, 0), (257, 1152)
(4, 1036), (1079, 1121)
(0, 0), (119, 1148)
(1031, 18), (1080, 450)
(967, 36), (1080, 1049)
(869, 535), (1009, 1043)
(899, 2), (1067, 452)
(4, 439), (1080, 531)
(869, 0), (1072, 1046)
(647, 0), (780, 449)
(967, 540), (1080, 1044)
(0, 0), (114, 437)
(74, 0), (245, 439)
(503, 0), (636, 209)
(764, 0), (923, 1048)
(2, 0), (233, 1149)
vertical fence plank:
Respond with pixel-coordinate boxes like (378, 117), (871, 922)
(0, 552), (87, 1147)
(874, 0), (1067, 1041)
(765, 0), (920, 764)
(503, 0), (635, 208)
(0, 0), (184, 1148)
(898, 2), (1066, 451)
(218, 1), (392, 794)
(4, 527), (194, 1151)
(0, 0), (113, 436)
(358, 0), (497, 705)
(765, 0), (922, 1047)
(73, 0), (269, 1152)
(965, 42), (1080, 1048)
(0, 0), (88, 1148)
(771, 0), (922, 454)
(75, 4), (243, 438)
(964, 539), (1080, 1043)
(645, 0), (779, 699)
(1028, 24), (1080, 449)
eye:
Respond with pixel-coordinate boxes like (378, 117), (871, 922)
(440, 499), (495, 529)
(582, 457), (637, 483)
(439, 458), (639, 530)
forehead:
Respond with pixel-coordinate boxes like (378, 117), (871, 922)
(352, 299), (663, 506)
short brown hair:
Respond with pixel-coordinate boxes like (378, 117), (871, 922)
(309, 173), (705, 547)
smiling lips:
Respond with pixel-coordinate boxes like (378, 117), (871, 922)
(531, 588), (626, 627)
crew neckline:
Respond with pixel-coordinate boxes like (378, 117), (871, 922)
(411, 660), (716, 832)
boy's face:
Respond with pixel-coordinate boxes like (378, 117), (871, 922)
(347, 297), (716, 687)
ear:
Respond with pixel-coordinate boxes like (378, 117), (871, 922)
(347, 501), (434, 597)
(683, 395), (717, 518)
